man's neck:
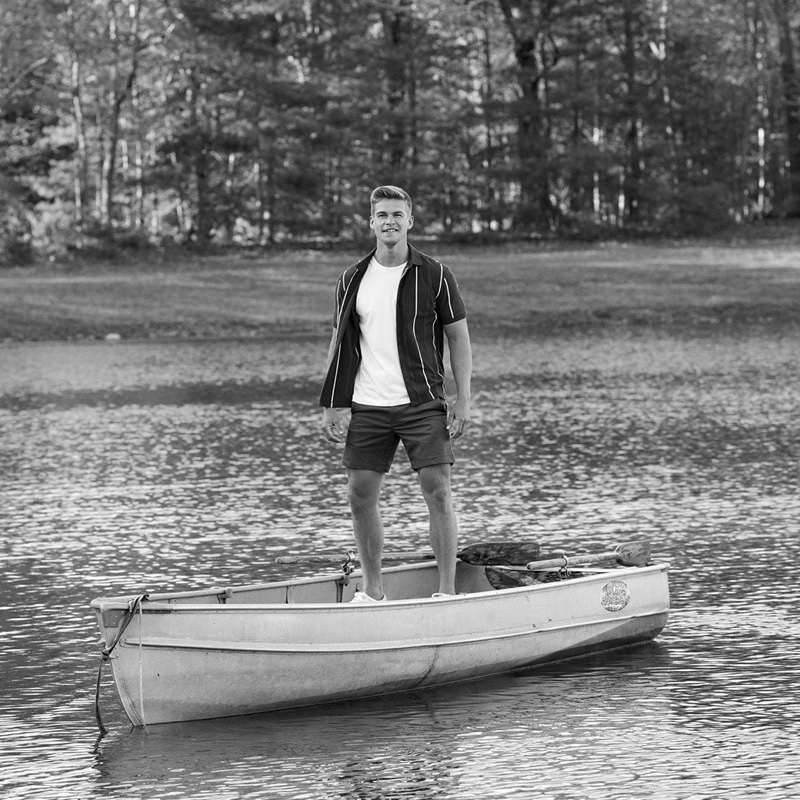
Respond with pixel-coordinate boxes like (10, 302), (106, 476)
(375, 241), (410, 268)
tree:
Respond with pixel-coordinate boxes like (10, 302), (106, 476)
(495, 0), (560, 230)
(768, 0), (800, 216)
(0, 0), (61, 263)
(2, 0), (800, 256)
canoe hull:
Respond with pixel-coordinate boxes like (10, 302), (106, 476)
(93, 561), (669, 725)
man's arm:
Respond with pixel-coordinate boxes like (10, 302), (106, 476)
(321, 327), (347, 443)
(444, 318), (472, 439)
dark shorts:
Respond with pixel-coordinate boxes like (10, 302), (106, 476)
(343, 399), (454, 473)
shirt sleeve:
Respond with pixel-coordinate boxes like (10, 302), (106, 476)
(332, 274), (345, 328)
(436, 264), (467, 325)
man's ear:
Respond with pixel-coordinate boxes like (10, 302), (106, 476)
(408, 215), (414, 229)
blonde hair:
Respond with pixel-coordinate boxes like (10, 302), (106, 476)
(370, 185), (412, 215)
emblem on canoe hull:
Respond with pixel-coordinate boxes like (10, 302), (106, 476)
(601, 581), (630, 612)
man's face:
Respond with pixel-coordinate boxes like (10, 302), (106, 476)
(370, 199), (413, 246)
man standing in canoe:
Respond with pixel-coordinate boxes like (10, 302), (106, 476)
(320, 185), (473, 602)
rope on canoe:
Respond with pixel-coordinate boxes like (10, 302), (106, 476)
(94, 593), (149, 735)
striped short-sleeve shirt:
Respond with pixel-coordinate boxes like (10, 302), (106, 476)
(320, 245), (467, 408)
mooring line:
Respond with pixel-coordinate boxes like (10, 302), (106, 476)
(94, 593), (149, 734)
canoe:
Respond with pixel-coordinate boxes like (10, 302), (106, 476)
(91, 557), (670, 726)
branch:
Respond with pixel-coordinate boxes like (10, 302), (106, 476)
(0, 56), (51, 104)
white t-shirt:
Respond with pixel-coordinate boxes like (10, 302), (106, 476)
(352, 256), (411, 405)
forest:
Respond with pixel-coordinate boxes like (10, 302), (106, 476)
(2, 0), (800, 264)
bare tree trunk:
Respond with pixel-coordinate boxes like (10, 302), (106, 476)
(380, 1), (415, 181)
(148, 133), (161, 239)
(592, 111), (603, 221)
(101, 0), (142, 229)
(65, 0), (89, 238)
(749, 0), (770, 217)
(69, 58), (88, 235)
(654, 0), (680, 219)
(155, 76), (186, 241)
(407, 38), (419, 175)
(621, 0), (643, 222)
(223, 152), (236, 241)
(770, 0), (800, 216)
(265, 144), (277, 244)
(186, 68), (212, 242)
(567, 0), (588, 216)
(479, 22), (499, 230)
(496, 0), (556, 230)
(96, 101), (107, 217)
(130, 79), (145, 232)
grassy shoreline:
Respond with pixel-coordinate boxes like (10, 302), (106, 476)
(2, 240), (800, 343)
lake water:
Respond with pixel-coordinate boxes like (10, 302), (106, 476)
(1, 329), (799, 800)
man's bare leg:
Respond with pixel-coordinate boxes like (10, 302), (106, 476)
(418, 464), (458, 595)
(347, 468), (386, 600)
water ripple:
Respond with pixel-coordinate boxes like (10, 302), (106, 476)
(1, 332), (799, 799)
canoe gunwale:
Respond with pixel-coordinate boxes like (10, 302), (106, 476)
(91, 561), (670, 613)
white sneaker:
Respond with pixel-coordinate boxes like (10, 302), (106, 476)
(350, 591), (387, 603)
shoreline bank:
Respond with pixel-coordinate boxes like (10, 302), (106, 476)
(3, 241), (800, 344)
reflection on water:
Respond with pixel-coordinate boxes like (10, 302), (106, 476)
(1, 331), (799, 799)
(90, 649), (676, 800)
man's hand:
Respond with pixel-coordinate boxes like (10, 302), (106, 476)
(443, 319), (472, 441)
(322, 407), (348, 444)
(446, 397), (470, 439)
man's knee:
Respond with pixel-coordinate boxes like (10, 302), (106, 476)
(418, 466), (452, 508)
(347, 470), (382, 512)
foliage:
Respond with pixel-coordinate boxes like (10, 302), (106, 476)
(1, 0), (800, 261)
